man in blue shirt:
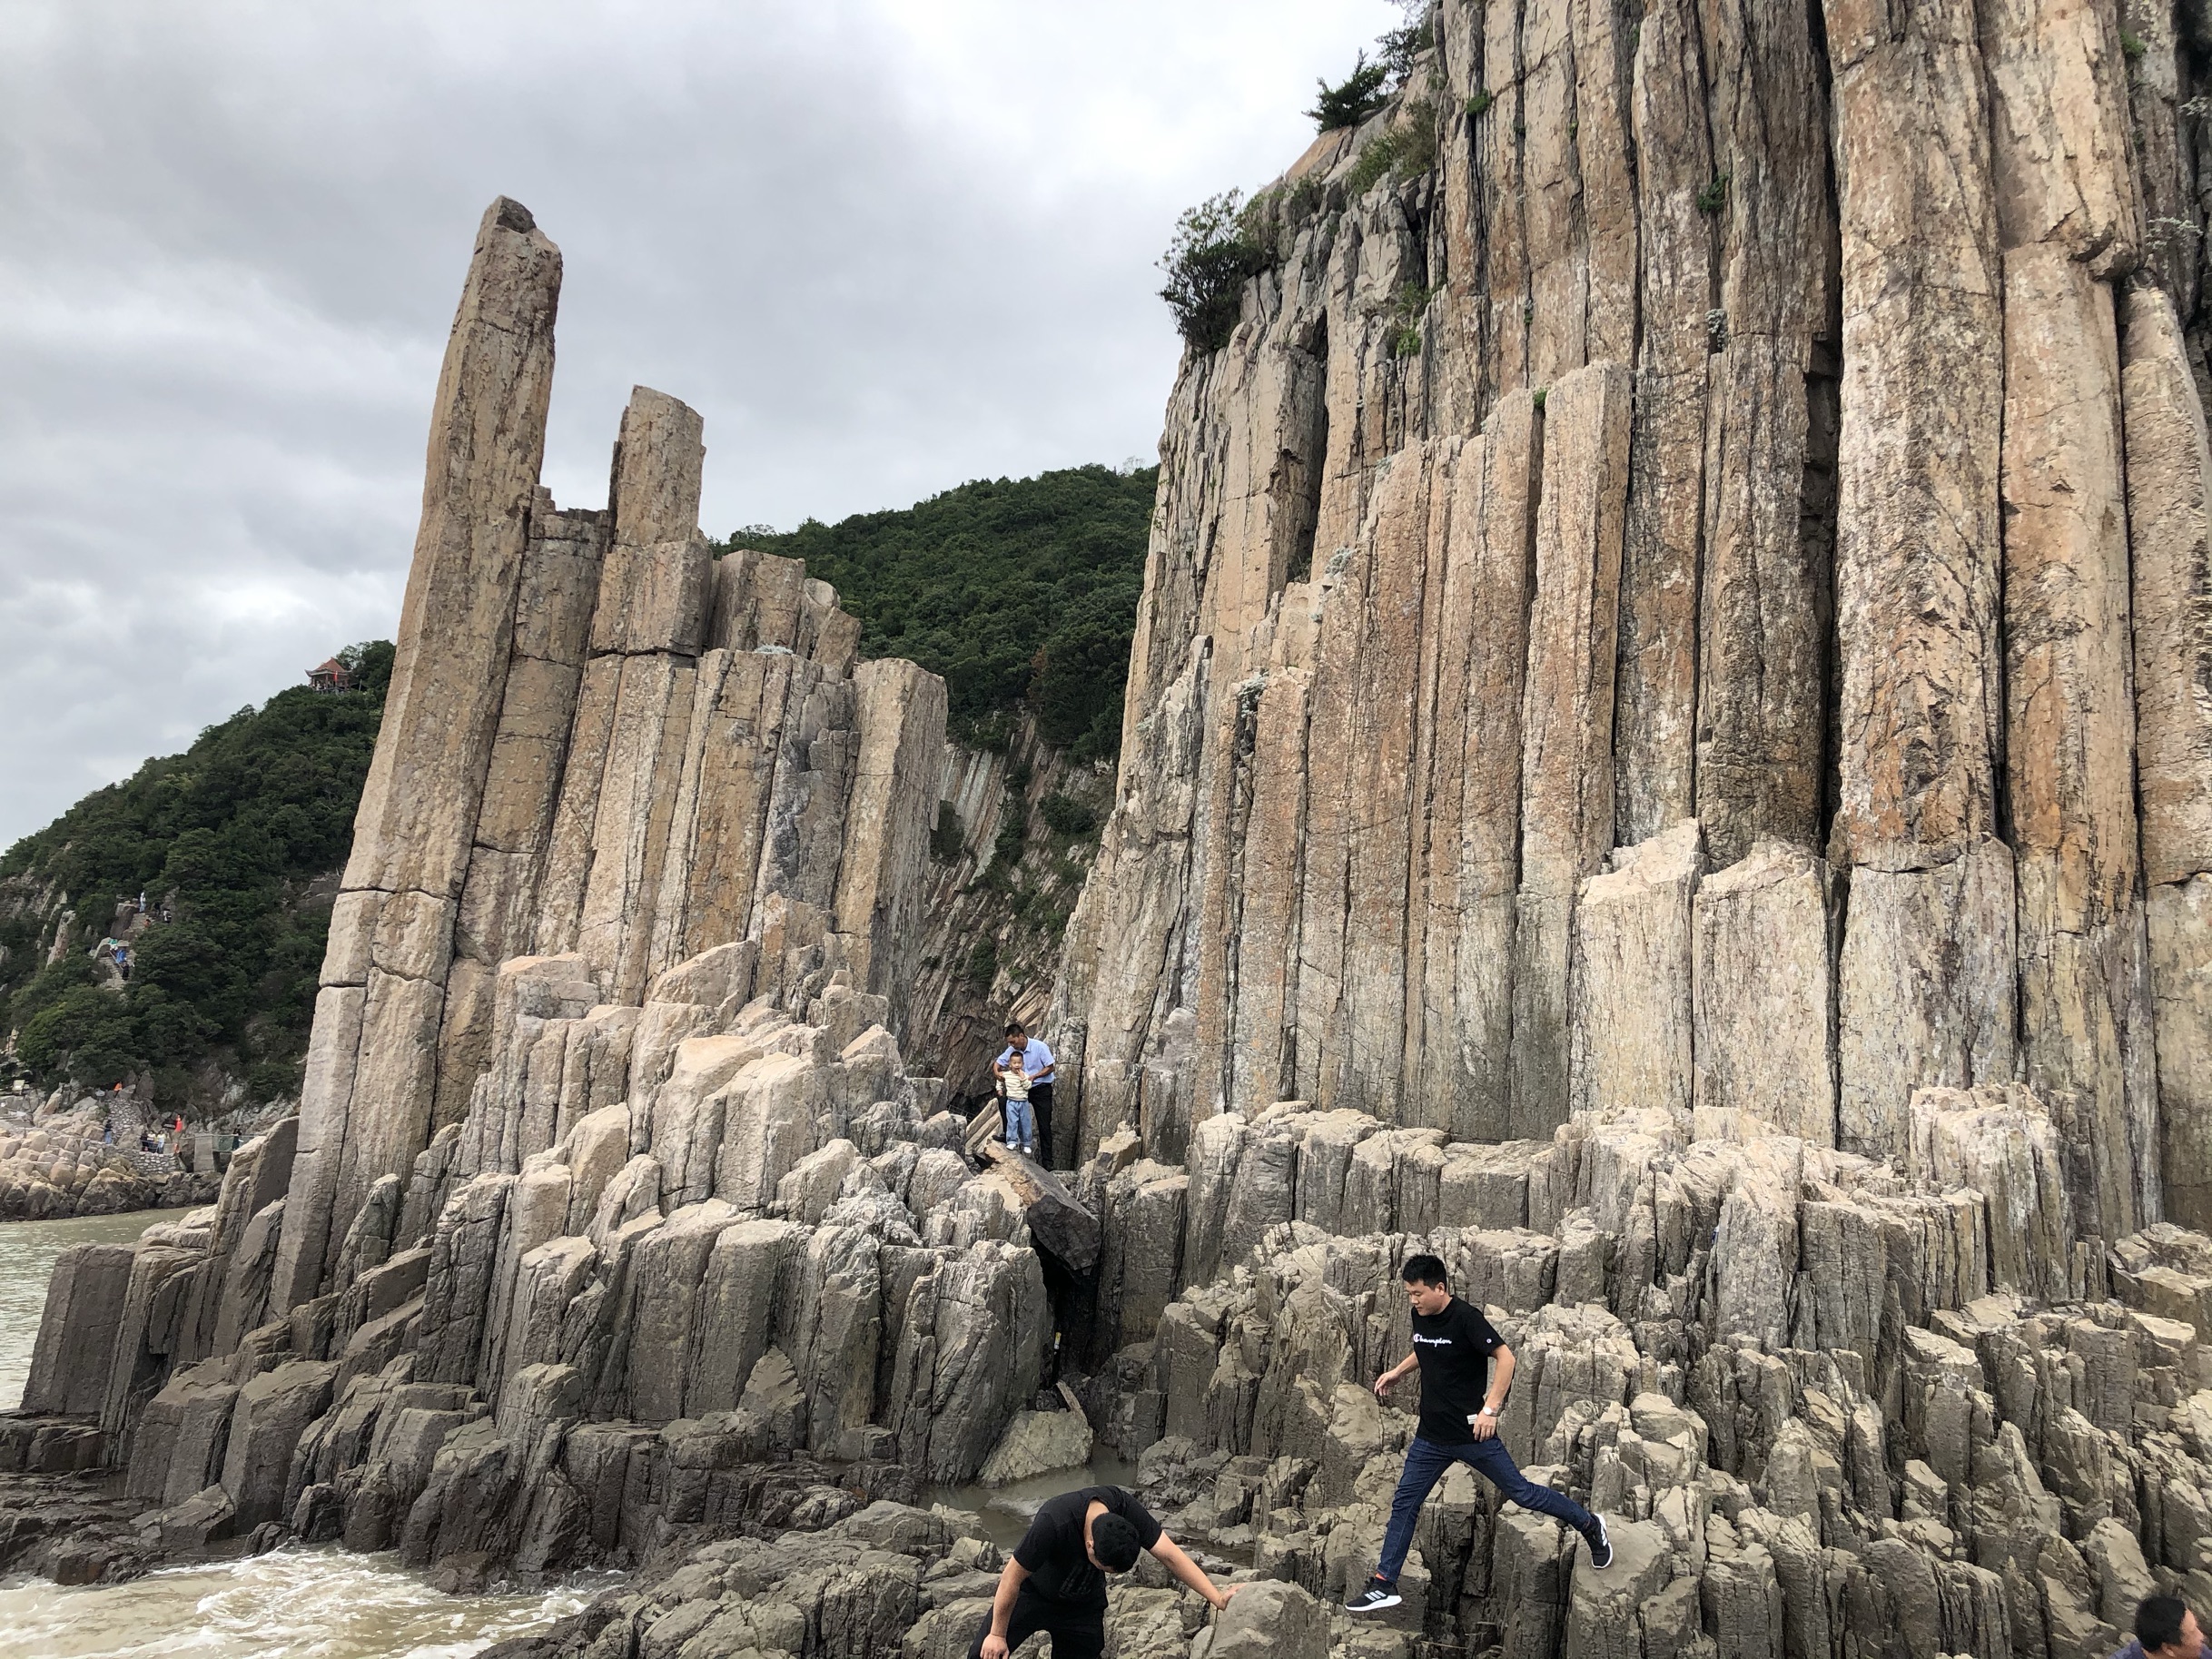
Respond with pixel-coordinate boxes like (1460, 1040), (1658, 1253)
(993, 1022), (1055, 1164)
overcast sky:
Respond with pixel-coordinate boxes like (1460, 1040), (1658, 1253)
(0, 0), (1386, 851)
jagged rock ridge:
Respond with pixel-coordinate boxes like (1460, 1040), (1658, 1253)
(271, 199), (947, 1315)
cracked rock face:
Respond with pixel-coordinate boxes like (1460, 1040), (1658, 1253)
(1049, 0), (2201, 1244)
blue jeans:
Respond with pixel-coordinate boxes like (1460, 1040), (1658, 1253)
(1002, 1095), (1035, 1149)
(1375, 1434), (1596, 1583)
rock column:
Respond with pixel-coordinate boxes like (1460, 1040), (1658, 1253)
(834, 657), (951, 1030)
(1510, 361), (1632, 1139)
(2123, 286), (2212, 1230)
(1415, 391), (1541, 1142)
(1516, 0), (1636, 385)
(1984, 0), (2154, 1241)
(1221, 598), (1318, 1120)
(433, 499), (608, 1131)
(538, 388), (711, 1005)
(1296, 448), (1433, 1114)
(1692, 0), (1836, 868)
(272, 198), (562, 1311)
(647, 638), (841, 980)
(1613, 0), (1713, 846)
(1822, 0), (2015, 1162)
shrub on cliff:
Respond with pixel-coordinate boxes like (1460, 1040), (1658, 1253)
(1040, 793), (1098, 837)
(1308, 53), (1390, 131)
(1159, 190), (1268, 354)
(1378, 13), (1435, 84)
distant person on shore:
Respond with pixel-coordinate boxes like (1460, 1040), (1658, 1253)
(972, 1483), (1238, 1659)
(2115, 1596), (2208, 1659)
(992, 1022), (1054, 1164)
(1347, 1254), (1613, 1613)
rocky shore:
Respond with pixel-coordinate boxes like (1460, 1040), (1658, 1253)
(0, 1101), (217, 1220)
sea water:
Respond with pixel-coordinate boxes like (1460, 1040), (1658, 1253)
(0, 1210), (604, 1658)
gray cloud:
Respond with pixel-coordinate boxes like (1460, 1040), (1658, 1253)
(0, 0), (1382, 847)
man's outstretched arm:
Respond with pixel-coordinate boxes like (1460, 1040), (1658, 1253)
(1373, 1351), (1417, 1399)
(1149, 1534), (1239, 1610)
(979, 1557), (1031, 1659)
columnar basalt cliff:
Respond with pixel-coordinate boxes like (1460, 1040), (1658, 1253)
(14, 7), (2212, 1657)
(1033, 2), (2212, 1656)
(268, 201), (950, 1319)
(1053, 0), (2206, 1234)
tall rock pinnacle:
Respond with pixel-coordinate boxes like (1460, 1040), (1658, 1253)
(272, 198), (563, 1312)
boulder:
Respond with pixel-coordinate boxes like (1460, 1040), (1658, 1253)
(1197, 1581), (1326, 1659)
(976, 1401), (1092, 1487)
(977, 1141), (1099, 1270)
(219, 1359), (337, 1531)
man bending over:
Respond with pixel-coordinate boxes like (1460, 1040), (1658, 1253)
(1347, 1253), (1613, 1612)
(973, 1483), (1238, 1659)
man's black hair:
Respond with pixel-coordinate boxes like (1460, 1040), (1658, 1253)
(1005, 1021), (1025, 1035)
(2138, 1595), (2190, 1653)
(1091, 1512), (1143, 1573)
(1401, 1253), (1447, 1288)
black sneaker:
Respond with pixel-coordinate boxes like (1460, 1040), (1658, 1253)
(1346, 1578), (1402, 1613)
(1584, 1514), (1614, 1571)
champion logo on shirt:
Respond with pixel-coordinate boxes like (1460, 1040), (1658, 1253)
(1412, 1333), (1454, 1347)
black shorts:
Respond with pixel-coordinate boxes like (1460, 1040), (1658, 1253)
(967, 1586), (1104, 1659)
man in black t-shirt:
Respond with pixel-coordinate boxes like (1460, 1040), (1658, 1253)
(1346, 1254), (1614, 1613)
(970, 1484), (1239, 1659)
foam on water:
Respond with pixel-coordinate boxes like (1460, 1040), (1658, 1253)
(0, 1545), (608, 1659)
(0, 1215), (614, 1656)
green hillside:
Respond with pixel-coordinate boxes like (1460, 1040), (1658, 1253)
(724, 462), (1159, 759)
(0, 642), (392, 1107)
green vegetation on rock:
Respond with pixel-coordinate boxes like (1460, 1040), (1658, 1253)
(0, 640), (393, 1107)
(1159, 190), (1270, 354)
(1347, 99), (1439, 198)
(721, 464), (1156, 761)
(1169, 5), (1441, 353)
(1312, 3), (1434, 132)
(1308, 53), (1390, 132)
